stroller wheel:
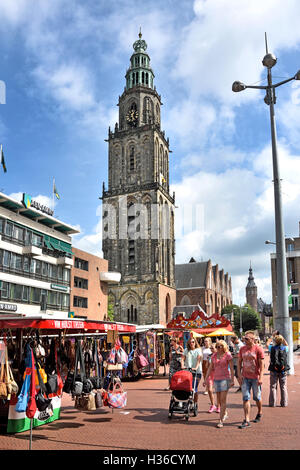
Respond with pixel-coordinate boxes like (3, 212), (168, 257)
(168, 412), (173, 419)
(185, 414), (189, 421)
(193, 403), (198, 417)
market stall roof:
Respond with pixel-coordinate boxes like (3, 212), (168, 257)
(207, 328), (234, 337)
(135, 324), (166, 333)
(0, 315), (136, 334)
(167, 310), (232, 332)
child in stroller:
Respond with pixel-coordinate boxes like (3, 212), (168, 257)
(168, 369), (199, 421)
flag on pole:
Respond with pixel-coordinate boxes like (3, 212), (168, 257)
(53, 181), (60, 199)
(1, 144), (7, 173)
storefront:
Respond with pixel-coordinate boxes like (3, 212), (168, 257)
(0, 315), (136, 434)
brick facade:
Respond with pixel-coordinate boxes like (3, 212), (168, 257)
(175, 259), (232, 315)
(71, 247), (108, 321)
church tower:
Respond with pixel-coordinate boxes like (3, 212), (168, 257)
(246, 263), (258, 312)
(102, 31), (176, 325)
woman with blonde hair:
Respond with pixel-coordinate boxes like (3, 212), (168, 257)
(204, 340), (234, 428)
(183, 336), (203, 407)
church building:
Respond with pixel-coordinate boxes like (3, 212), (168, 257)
(101, 31), (176, 325)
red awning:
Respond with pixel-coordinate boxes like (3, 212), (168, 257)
(0, 318), (136, 334)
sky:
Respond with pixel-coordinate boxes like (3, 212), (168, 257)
(0, 0), (300, 307)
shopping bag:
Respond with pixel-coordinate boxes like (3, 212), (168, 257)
(26, 350), (37, 419)
(107, 379), (127, 409)
(15, 374), (31, 412)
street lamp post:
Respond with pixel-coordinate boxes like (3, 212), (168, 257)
(233, 34), (299, 374)
(233, 305), (248, 336)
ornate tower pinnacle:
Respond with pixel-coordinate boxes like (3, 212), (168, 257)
(246, 262), (258, 311)
(125, 31), (155, 91)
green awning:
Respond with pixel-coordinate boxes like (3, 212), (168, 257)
(44, 239), (53, 250)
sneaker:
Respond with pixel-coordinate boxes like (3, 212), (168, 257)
(216, 406), (220, 413)
(208, 405), (217, 413)
(216, 421), (223, 428)
(203, 391), (208, 395)
(239, 420), (251, 429)
(253, 414), (262, 423)
(223, 411), (228, 421)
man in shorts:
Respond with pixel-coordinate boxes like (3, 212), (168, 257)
(237, 330), (264, 428)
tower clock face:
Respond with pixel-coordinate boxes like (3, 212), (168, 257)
(126, 109), (139, 126)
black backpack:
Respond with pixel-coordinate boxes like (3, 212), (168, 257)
(269, 346), (289, 373)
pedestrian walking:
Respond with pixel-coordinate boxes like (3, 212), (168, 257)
(183, 337), (202, 406)
(165, 337), (184, 391)
(237, 330), (265, 429)
(230, 335), (244, 392)
(204, 340), (234, 428)
(202, 337), (212, 395)
(268, 334), (289, 407)
(203, 342), (221, 413)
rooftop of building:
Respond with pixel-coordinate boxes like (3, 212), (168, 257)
(0, 192), (79, 236)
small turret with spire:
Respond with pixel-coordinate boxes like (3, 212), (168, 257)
(246, 261), (258, 311)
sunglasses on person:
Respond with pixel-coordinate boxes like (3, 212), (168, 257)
(216, 345), (223, 349)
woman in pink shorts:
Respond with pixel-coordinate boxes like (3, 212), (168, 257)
(204, 340), (234, 428)
(203, 343), (220, 413)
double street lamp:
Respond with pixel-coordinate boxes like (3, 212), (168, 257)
(233, 305), (248, 336)
(232, 34), (299, 374)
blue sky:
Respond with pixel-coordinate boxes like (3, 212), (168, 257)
(1, 0), (300, 306)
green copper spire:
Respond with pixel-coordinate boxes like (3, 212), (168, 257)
(125, 29), (155, 90)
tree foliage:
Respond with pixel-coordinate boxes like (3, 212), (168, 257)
(221, 304), (262, 335)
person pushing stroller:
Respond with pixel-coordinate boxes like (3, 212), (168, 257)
(182, 336), (203, 408)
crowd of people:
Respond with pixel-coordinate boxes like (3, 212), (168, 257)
(165, 329), (290, 429)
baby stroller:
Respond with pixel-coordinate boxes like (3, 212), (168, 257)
(168, 369), (198, 421)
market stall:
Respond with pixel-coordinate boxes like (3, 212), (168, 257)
(166, 310), (233, 344)
(0, 315), (136, 434)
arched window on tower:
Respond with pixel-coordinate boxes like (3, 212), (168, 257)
(129, 146), (135, 171)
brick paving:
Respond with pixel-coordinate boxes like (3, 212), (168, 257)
(0, 350), (300, 451)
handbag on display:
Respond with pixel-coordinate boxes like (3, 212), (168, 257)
(90, 340), (103, 390)
(135, 350), (149, 369)
(54, 344), (63, 396)
(63, 370), (74, 394)
(72, 341), (86, 396)
(107, 378), (127, 409)
(6, 347), (19, 397)
(75, 393), (96, 411)
(46, 373), (58, 395)
(34, 353), (52, 412)
(95, 390), (103, 408)
(0, 352), (7, 399)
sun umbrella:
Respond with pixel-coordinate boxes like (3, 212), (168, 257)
(189, 331), (204, 338)
(206, 328), (233, 337)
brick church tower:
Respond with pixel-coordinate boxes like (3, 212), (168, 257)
(101, 31), (176, 325)
(246, 263), (258, 312)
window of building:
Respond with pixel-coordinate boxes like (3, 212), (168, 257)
(129, 147), (135, 171)
(74, 257), (89, 271)
(31, 287), (41, 303)
(127, 305), (137, 323)
(74, 296), (88, 308)
(0, 281), (8, 299)
(74, 277), (88, 289)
